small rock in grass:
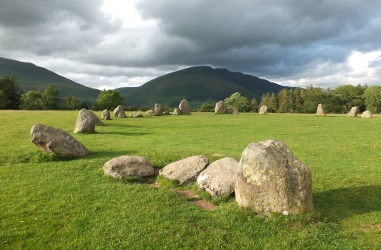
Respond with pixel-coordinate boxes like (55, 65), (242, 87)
(103, 156), (154, 179)
(197, 157), (240, 198)
(361, 110), (372, 118)
(159, 155), (209, 185)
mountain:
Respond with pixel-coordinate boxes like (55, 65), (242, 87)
(0, 57), (100, 101)
(117, 66), (291, 109)
(1, 57), (291, 109)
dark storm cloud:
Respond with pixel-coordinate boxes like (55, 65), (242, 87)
(0, 0), (121, 56)
(135, 0), (381, 78)
(0, 0), (380, 89)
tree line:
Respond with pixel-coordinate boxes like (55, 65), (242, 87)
(201, 84), (381, 114)
(2, 74), (381, 113)
(0, 74), (127, 111)
(0, 75), (89, 110)
(259, 84), (381, 114)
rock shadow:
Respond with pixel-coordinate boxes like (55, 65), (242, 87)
(97, 131), (151, 136)
(313, 185), (381, 220)
(86, 150), (137, 159)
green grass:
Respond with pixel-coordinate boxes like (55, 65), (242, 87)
(1, 111), (380, 249)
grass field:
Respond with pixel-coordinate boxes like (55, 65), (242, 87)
(1, 111), (380, 249)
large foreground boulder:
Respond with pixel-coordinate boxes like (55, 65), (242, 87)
(114, 105), (127, 118)
(179, 99), (191, 115)
(197, 157), (240, 198)
(74, 108), (95, 133)
(348, 106), (358, 117)
(31, 124), (89, 158)
(103, 156), (154, 179)
(235, 140), (313, 216)
(316, 103), (326, 116)
(361, 110), (372, 118)
(159, 155), (209, 185)
(215, 101), (226, 114)
(259, 105), (267, 115)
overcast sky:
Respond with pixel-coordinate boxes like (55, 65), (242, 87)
(0, 0), (380, 90)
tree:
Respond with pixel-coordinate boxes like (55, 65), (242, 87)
(19, 90), (43, 110)
(364, 86), (381, 113)
(63, 95), (82, 110)
(92, 89), (124, 111)
(260, 93), (270, 108)
(0, 74), (22, 109)
(268, 93), (278, 112)
(250, 98), (258, 113)
(42, 84), (61, 110)
(277, 89), (288, 113)
(332, 84), (366, 112)
(0, 90), (7, 109)
(200, 102), (214, 112)
(224, 92), (251, 112)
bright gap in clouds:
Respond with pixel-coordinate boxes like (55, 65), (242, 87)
(101, 0), (147, 28)
(348, 50), (381, 74)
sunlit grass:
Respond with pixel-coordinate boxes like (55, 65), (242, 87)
(0, 111), (380, 248)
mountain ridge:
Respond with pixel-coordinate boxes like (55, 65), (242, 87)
(117, 66), (291, 108)
(0, 57), (100, 101)
(1, 57), (292, 109)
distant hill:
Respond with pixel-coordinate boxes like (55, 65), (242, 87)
(117, 66), (291, 109)
(1, 57), (292, 109)
(0, 57), (100, 101)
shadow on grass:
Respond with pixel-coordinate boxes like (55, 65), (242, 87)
(98, 131), (151, 136)
(101, 123), (140, 128)
(86, 150), (138, 159)
(313, 185), (381, 221)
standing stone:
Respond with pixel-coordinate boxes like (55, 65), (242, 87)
(232, 107), (239, 115)
(103, 156), (154, 179)
(129, 112), (143, 118)
(89, 111), (104, 126)
(235, 140), (313, 216)
(259, 105), (267, 115)
(348, 107), (358, 117)
(102, 109), (111, 120)
(361, 110), (372, 118)
(154, 103), (163, 116)
(159, 155), (209, 185)
(215, 101), (227, 114)
(74, 108), (95, 133)
(31, 124), (89, 158)
(114, 105), (127, 118)
(197, 157), (240, 198)
(316, 103), (326, 116)
(174, 108), (182, 115)
(226, 107), (233, 114)
(164, 111), (170, 115)
(179, 99), (191, 115)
